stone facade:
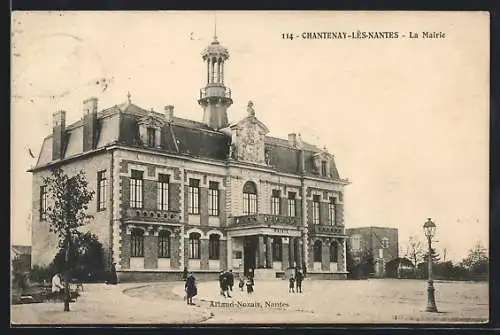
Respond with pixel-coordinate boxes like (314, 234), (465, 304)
(29, 35), (350, 282)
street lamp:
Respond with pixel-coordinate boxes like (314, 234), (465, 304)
(423, 218), (438, 312)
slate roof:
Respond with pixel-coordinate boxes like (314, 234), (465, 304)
(33, 100), (343, 180)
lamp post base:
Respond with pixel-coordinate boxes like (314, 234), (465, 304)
(426, 280), (438, 312)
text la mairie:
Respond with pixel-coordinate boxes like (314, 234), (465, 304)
(29, 35), (350, 281)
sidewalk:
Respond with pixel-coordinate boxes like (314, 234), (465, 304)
(173, 280), (489, 324)
(11, 283), (211, 325)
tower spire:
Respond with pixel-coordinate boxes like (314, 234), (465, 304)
(198, 17), (232, 130)
(214, 12), (217, 41)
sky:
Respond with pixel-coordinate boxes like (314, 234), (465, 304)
(11, 11), (489, 263)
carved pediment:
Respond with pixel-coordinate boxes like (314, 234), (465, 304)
(230, 116), (269, 164)
(138, 114), (165, 128)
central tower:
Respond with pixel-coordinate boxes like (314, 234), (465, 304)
(198, 34), (233, 129)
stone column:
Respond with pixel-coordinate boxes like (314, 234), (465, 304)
(266, 236), (273, 267)
(220, 239), (227, 271)
(200, 238), (209, 270)
(289, 237), (296, 268)
(206, 59), (210, 84)
(144, 229), (158, 269)
(280, 197), (288, 216)
(296, 239), (303, 268)
(155, 128), (161, 148)
(221, 62), (224, 84)
(322, 240), (330, 271)
(339, 238), (347, 272)
(226, 236), (232, 270)
(170, 232), (181, 269)
(257, 235), (265, 268)
(183, 237), (189, 269)
(281, 237), (290, 270)
(139, 126), (147, 145)
(200, 187), (208, 226)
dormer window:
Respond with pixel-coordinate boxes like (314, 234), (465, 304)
(321, 160), (328, 176)
(147, 127), (156, 147)
(137, 114), (164, 148)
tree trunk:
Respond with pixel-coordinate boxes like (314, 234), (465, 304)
(64, 231), (71, 312)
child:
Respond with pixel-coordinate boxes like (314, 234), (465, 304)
(238, 276), (245, 291)
(289, 275), (295, 293)
(245, 276), (254, 294)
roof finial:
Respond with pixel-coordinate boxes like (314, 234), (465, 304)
(213, 12), (218, 42)
(127, 91), (132, 103)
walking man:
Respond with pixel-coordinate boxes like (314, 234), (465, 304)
(296, 270), (303, 293)
(227, 270), (234, 292)
(185, 273), (197, 305)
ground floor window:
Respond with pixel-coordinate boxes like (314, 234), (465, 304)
(272, 237), (282, 261)
(158, 230), (171, 258)
(330, 241), (338, 262)
(313, 240), (322, 262)
(209, 234), (220, 260)
(131, 228), (144, 257)
(189, 232), (201, 259)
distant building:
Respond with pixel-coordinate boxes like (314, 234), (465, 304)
(12, 245), (32, 274)
(346, 227), (398, 277)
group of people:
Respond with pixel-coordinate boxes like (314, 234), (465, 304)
(218, 270), (234, 298)
(288, 267), (304, 293)
(218, 269), (256, 297)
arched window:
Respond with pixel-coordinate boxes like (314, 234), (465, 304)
(330, 241), (338, 262)
(189, 232), (201, 259)
(313, 240), (322, 262)
(158, 230), (171, 258)
(243, 181), (258, 215)
(131, 228), (144, 257)
(272, 237), (282, 261)
(209, 234), (220, 260)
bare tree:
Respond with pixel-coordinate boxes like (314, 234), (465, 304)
(405, 236), (424, 269)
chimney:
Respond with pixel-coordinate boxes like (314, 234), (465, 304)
(52, 110), (66, 160)
(288, 133), (297, 147)
(164, 105), (174, 122)
(83, 97), (98, 151)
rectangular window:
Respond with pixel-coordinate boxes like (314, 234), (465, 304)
(209, 236), (220, 260)
(157, 174), (169, 210)
(208, 181), (219, 216)
(158, 231), (171, 258)
(188, 178), (200, 214)
(40, 185), (48, 220)
(288, 192), (296, 217)
(271, 190), (281, 215)
(130, 170), (144, 208)
(321, 160), (327, 176)
(147, 127), (156, 147)
(313, 195), (320, 225)
(243, 193), (257, 215)
(328, 197), (335, 225)
(97, 170), (107, 211)
(131, 231), (144, 257)
(189, 236), (201, 259)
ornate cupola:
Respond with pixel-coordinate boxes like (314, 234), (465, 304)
(198, 30), (233, 130)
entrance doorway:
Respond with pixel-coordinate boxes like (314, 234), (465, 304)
(243, 236), (257, 277)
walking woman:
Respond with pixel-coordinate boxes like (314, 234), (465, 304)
(185, 273), (197, 305)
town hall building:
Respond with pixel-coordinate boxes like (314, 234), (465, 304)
(29, 35), (350, 281)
